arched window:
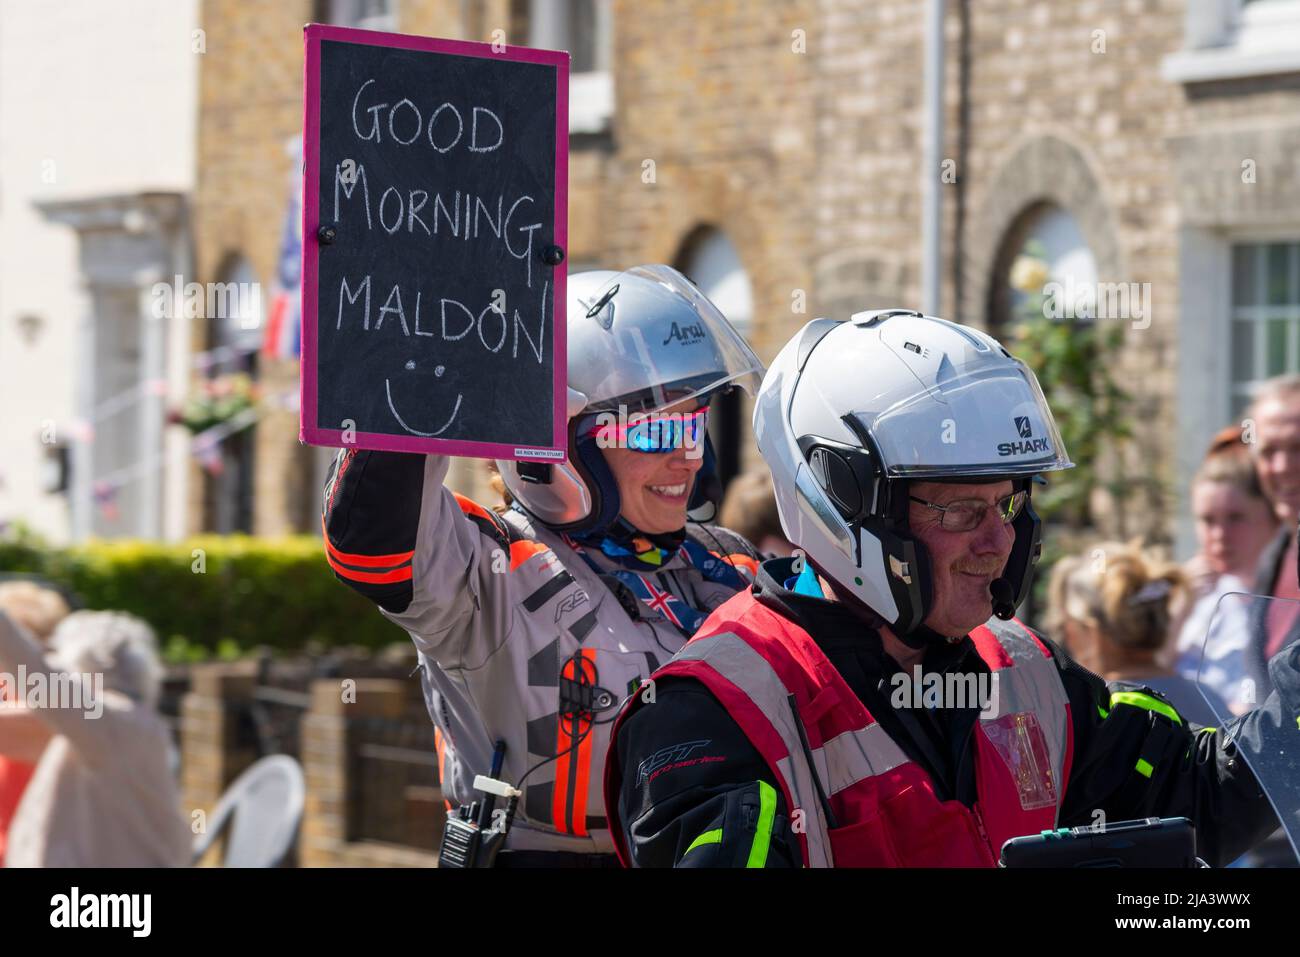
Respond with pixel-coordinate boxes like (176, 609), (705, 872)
(988, 202), (1099, 335)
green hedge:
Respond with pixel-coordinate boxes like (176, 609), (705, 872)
(0, 528), (407, 662)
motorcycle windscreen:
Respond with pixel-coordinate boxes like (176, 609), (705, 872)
(1194, 592), (1300, 864)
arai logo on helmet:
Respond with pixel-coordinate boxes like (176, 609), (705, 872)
(998, 416), (1050, 456)
(662, 321), (706, 346)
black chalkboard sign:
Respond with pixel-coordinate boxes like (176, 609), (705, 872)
(301, 25), (568, 461)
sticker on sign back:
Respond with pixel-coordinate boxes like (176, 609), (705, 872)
(515, 447), (566, 460)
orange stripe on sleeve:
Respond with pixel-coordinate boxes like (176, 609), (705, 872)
(452, 493), (495, 524)
(325, 550), (413, 584)
(321, 516), (415, 568)
(509, 539), (551, 571)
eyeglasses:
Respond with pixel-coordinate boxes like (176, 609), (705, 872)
(908, 490), (1027, 532)
(592, 408), (709, 454)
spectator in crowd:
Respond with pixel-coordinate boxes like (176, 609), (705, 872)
(719, 467), (794, 558)
(1171, 431), (1278, 710)
(1048, 541), (1226, 727)
(0, 581), (71, 642)
(0, 610), (190, 866)
(1248, 374), (1300, 698)
(0, 581), (70, 867)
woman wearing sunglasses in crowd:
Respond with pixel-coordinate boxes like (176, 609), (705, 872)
(322, 266), (765, 867)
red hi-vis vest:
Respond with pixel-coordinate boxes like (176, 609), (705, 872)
(605, 591), (1074, 867)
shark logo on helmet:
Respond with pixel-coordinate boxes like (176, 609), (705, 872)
(999, 415), (1047, 455)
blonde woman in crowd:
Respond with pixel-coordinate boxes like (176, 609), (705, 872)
(1172, 439), (1277, 709)
(0, 609), (189, 866)
(1048, 541), (1227, 727)
(0, 581), (71, 866)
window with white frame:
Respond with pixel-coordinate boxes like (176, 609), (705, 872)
(1236, 0), (1300, 51)
(1230, 241), (1300, 417)
(329, 0), (396, 31)
(528, 0), (613, 134)
(1163, 0), (1300, 83)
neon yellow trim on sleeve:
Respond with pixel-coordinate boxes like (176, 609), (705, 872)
(1135, 758), (1154, 778)
(746, 781), (777, 868)
(1109, 690), (1182, 725)
(684, 828), (723, 857)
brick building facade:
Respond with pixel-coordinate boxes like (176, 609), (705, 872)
(193, 0), (1300, 554)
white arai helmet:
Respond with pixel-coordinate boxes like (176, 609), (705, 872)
(755, 309), (1073, 634)
(497, 265), (764, 535)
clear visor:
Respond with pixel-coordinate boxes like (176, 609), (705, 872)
(859, 362), (1073, 478)
(571, 265), (765, 414)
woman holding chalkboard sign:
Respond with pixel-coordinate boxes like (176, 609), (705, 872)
(323, 265), (765, 866)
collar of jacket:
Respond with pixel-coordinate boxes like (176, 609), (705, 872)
(751, 557), (976, 676)
(565, 528), (696, 574)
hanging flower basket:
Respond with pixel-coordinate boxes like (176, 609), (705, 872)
(169, 373), (260, 434)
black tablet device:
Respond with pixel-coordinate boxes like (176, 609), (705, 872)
(999, 817), (1198, 868)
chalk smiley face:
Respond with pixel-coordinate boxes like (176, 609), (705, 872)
(385, 360), (463, 437)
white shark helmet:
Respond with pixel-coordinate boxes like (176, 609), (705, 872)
(497, 265), (764, 534)
(755, 309), (1073, 634)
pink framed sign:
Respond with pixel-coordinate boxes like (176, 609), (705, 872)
(300, 24), (569, 461)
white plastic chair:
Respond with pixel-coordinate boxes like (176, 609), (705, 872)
(193, 754), (305, 867)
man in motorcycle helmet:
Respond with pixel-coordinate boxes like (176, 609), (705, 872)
(605, 309), (1298, 867)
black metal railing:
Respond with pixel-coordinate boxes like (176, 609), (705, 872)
(247, 684), (311, 758)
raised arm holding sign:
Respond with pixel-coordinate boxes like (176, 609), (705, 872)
(311, 26), (767, 867)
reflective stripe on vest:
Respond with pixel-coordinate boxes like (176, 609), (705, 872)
(672, 632), (836, 866)
(970, 620), (1070, 813)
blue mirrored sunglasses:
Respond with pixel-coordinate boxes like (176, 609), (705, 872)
(593, 408), (710, 453)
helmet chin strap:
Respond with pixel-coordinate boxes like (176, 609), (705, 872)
(816, 556), (990, 648)
(892, 577), (1016, 649)
(883, 478), (1026, 640)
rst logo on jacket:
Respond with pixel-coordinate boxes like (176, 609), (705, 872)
(662, 321), (706, 345)
(636, 739), (712, 785)
(554, 590), (589, 622)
